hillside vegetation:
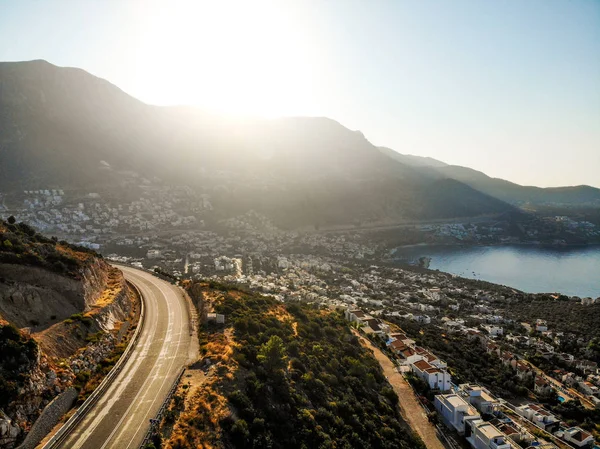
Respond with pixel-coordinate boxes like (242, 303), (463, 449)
(161, 282), (423, 449)
(0, 217), (97, 277)
(0, 322), (38, 409)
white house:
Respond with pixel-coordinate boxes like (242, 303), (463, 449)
(481, 324), (503, 337)
(465, 420), (512, 449)
(457, 384), (501, 415)
(561, 427), (594, 448)
(515, 404), (560, 433)
(411, 359), (452, 391)
(536, 319), (548, 332)
(434, 394), (481, 435)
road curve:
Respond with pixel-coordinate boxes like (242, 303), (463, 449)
(56, 266), (194, 449)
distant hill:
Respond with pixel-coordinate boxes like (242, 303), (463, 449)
(0, 60), (517, 227)
(379, 148), (600, 207)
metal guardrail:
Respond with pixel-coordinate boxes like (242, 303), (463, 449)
(41, 280), (146, 449)
(139, 367), (186, 449)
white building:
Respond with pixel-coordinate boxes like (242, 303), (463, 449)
(535, 319), (548, 332)
(411, 359), (452, 391)
(515, 404), (560, 433)
(147, 249), (162, 259)
(481, 324), (504, 337)
(561, 427), (594, 448)
(465, 420), (512, 449)
(434, 394), (481, 435)
(458, 384), (501, 415)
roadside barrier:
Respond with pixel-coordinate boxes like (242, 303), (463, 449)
(41, 280), (145, 449)
(139, 367), (186, 449)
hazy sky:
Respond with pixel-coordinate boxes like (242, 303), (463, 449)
(1, 0), (599, 188)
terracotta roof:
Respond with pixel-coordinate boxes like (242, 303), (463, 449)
(571, 429), (592, 442)
(413, 360), (432, 371)
(401, 348), (415, 358)
(390, 340), (407, 350)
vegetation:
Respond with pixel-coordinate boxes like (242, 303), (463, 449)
(0, 323), (38, 409)
(0, 218), (99, 277)
(165, 283), (424, 449)
(390, 318), (532, 399)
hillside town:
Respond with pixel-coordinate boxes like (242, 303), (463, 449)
(2, 194), (600, 448)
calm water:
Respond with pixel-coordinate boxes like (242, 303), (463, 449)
(393, 245), (600, 298)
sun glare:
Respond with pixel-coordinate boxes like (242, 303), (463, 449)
(127, 0), (323, 117)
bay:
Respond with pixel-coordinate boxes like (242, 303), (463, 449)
(393, 244), (600, 298)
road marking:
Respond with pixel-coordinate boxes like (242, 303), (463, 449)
(122, 281), (187, 449)
(65, 271), (162, 449)
(101, 271), (188, 449)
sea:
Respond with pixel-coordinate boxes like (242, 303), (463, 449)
(393, 244), (600, 298)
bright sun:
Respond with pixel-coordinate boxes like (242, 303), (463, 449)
(125, 0), (324, 117)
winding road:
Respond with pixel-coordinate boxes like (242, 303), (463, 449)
(55, 266), (195, 449)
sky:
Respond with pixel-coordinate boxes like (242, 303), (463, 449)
(0, 0), (599, 188)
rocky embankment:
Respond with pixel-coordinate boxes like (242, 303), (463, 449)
(0, 260), (138, 449)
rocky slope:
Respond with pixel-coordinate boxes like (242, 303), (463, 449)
(0, 219), (137, 448)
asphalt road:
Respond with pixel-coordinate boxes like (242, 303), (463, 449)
(56, 266), (194, 449)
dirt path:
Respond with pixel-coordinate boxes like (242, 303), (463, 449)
(355, 331), (446, 449)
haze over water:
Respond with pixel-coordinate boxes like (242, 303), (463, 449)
(394, 245), (600, 298)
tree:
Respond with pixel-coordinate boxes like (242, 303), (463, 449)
(7, 216), (15, 225)
(257, 335), (287, 371)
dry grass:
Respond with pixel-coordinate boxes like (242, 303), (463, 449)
(55, 243), (95, 264)
(86, 267), (125, 314)
(162, 316), (239, 449)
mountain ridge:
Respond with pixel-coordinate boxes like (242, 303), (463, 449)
(0, 59), (564, 228)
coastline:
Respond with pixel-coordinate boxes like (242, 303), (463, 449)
(390, 243), (600, 298)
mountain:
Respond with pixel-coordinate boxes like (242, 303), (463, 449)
(378, 146), (448, 168)
(380, 148), (600, 207)
(0, 60), (515, 228)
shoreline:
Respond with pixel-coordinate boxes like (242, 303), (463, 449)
(390, 243), (600, 299)
(393, 241), (600, 251)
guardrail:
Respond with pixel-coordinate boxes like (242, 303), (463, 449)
(139, 367), (186, 449)
(41, 280), (146, 449)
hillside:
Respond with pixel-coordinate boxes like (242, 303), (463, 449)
(0, 60), (515, 227)
(0, 218), (137, 447)
(379, 148), (600, 207)
(157, 282), (424, 449)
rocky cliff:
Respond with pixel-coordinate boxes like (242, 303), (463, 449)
(0, 220), (138, 448)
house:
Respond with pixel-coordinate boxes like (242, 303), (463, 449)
(147, 249), (162, 259)
(534, 377), (555, 396)
(481, 324), (503, 337)
(576, 360), (598, 374)
(578, 381), (599, 397)
(561, 427), (594, 448)
(489, 419), (525, 444)
(485, 342), (500, 356)
(535, 319), (548, 332)
(516, 404), (560, 433)
(458, 384), (501, 415)
(465, 420), (512, 449)
(363, 318), (390, 337)
(410, 359), (452, 391)
(434, 394), (481, 435)
(389, 332), (416, 347)
(415, 346), (447, 369)
(465, 328), (484, 342)
(344, 309), (369, 323)
(513, 360), (535, 380)
(388, 339), (409, 355)
(500, 352), (515, 367)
